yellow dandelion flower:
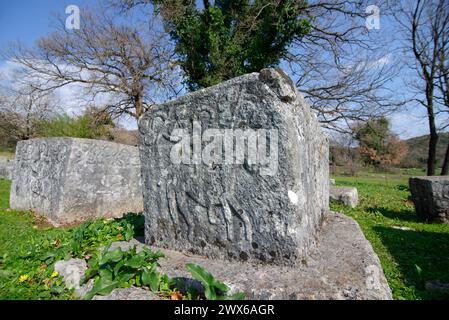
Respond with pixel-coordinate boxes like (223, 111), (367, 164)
(51, 271), (59, 278)
(18, 275), (29, 283)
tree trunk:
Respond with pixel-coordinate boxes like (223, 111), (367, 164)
(441, 142), (449, 175)
(425, 77), (438, 176)
(135, 93), (144, 119)
(427, 107), (438, 176)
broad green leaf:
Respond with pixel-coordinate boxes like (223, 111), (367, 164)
(124, 225), (134, 241)
(204, 286), (217, 300)
(98, 267), (113, 281)
(100, 248), (123, 264)
(142, 269), (160, 292)
(117, 271), (135, 285)
(84, 277), (119, 300)
(113, 260), (125, 276)
(124, 255), (145, 268)
(186, 263), (229, 292)
(185, 263), (215, 287)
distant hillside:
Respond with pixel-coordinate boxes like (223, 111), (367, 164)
(402, 132), (449, 168)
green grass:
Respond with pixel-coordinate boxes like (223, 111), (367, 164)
(0, 151), (14, 159)
(331, 170), (449, 300)
(0, 179), (144, 300)
(0, 179), (74, 299)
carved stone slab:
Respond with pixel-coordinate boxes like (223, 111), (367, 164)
(138, 68), (329, 266)
(10, 138), (143, 225)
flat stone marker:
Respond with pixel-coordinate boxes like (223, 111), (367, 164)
(409, 176), (449, 224)
(138, 68), (329, 266)
(329, 186), (359, 208)
(10, 138), (143, 225)
(0, 156), (13, 180)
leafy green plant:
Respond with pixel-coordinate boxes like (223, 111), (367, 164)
(69, 216), (137, 257)
(82, 246), (164, 300)
(185, 263), (245, 300)
(36, 112), (113, 140)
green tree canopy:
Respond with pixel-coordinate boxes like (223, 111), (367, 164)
(354, 117), (408, 167)
(152, 0), (311, 90)
(355, 117), (390, 156)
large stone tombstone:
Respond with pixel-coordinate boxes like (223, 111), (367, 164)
(138, 68), (329, 266)
(10, 138), (143, 225)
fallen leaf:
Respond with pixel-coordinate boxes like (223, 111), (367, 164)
(170, 291), (183, 300)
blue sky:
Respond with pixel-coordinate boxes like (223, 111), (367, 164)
(0, 0), (90, 47)
(0, 1), (439, 138)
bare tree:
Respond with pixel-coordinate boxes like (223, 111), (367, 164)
(5, 4), (180, 123)
(284, 0), (404, 133)
(395, 0), (449, 175)
(0, 76), (58, 146)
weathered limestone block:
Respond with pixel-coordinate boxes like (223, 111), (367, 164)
(329, 186), (359, 208)
(10, 138), (143, 225)
(409, 176), (449, 223)
(138, 68), (329, 266)
(0, 156), (13, 180)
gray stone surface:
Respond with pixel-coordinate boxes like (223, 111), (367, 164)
(330, 186), (359, 208)
(138, 68), (329, 266)
(0, 156), (13, 180)
(54, 258), (93, 298)
(330, 178), (335, 185)
(10, 138), (143, 226)
(92, 287), (163, 300)
(54, 258), (87, 290)
(102, 238), (145, 253)
(152, 211), (392, 300)
(409, 176), (449, 223)
(425, 281), (449, 292)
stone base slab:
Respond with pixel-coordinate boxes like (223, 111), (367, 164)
(149, 211), (391, 300)
(329, 186), (359, 208)
(61, 211), (391, 300)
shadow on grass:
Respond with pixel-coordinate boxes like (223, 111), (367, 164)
(366, 206), (418, 223)
(374, 226), (449, 300)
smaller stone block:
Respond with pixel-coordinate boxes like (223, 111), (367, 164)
(0, 156), (13, 180)
(409, 176), (449, 224)
(10, 138), (143, 225)
(330, 186), (358, 208)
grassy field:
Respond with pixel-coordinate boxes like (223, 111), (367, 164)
(0, 151), (15, 159)
(331, 169), (449, 300)
(0, 179), (74, 299)
(0, 179), (144, 299)
(1, 170), (449, 300)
